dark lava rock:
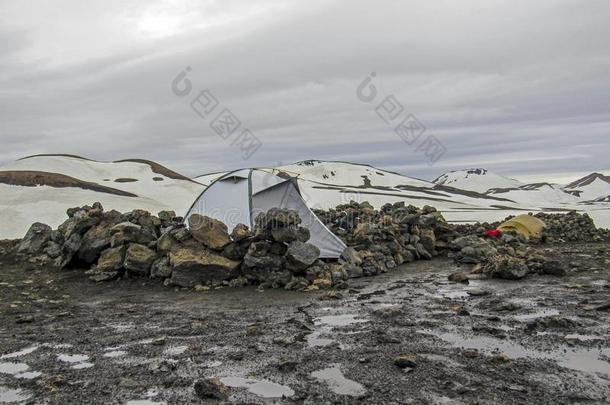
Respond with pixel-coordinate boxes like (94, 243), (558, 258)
(285, 241), (320, 271)
(484, 255), (529, 280)
(394, 354), (417, 368)
(194, 378), (229, 400)
(17, 222), (52, 254)
(448, 270), (469, 283)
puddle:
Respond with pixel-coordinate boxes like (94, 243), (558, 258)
(58, 354), (93, 369)
(0, 362), (29, 375)
(163, 346), (187, 356)
(0, 362), (41, 380)
(311, 365), (366, 397)
(0, 346), (39, 359)
(220, 377), (294, 398)
(44, 343), (73, 349)
(103, 350), (128, 358)
(306, 332), (335, 348)
(72, 362), (94, 369)
(107, 322), (136, 332)
(58, 354), (89, 363)
(317, 314), (367, 327)
(16, 371), (42, 379)
(307, 314), (368, 348)
(419, 330), (610, 375)
(513, 309), (560, 321)
(0, 386), (30, 403)
(428, 286), (470, 300)
(420, 353), (463, 368)
(438, 290), (470, 299)
(564, 334), (605, 342)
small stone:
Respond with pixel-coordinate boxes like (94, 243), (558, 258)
(448, 271), (469, 283)
(494, 352), (511, 362)
(151, 336), (167, 346)
(230, 223), (251, 242)
(467, 288), (489, 297)
(194, 378), (229, 401)
(16, 314), (35, 324)
(463, 348), (479, 358)
(394, 355), (417, 368)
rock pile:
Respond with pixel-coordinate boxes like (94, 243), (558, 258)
(447, 231), (568, 280)
(454, 211), (610, 243)
(314, 201), (457, 275)
(533, 211), (610, 242)
(15, 204), (348, 291)
(13, 201), (609, 288)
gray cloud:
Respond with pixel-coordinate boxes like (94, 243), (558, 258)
(0, 0), (609, 183)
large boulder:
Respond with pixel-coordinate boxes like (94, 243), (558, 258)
(17, 223), (52, 254)
(156, 230), (180, 253)
(256, 208), (301, 230)
(89, 245), (126, 281)
(285, 241), (320, 271)
(243, 252), (284, 272)
(57, 233), (82, 268)
(97, 246), (126, 271)
(150, 256), (172, 279)
(450, 236), (497, 264)
(169, 247), (240, 287)
(58, 203), (104, 239)
(188, 215), (231, 250)
(484, 255), (529, 280)
(123, 243), (156, 275)
(77, 212), (123, 264)
(271, 226), (300, 243)
(110, 222), (156, 247)
(230, 223), (251, 242)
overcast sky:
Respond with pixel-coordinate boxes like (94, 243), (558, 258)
(1, 0), (609, 183)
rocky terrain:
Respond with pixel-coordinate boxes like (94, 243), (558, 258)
(1, 203), (610, 404)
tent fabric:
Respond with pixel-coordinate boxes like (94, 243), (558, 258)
(185, 168), (347, 258)
(497, 214), (546, 239)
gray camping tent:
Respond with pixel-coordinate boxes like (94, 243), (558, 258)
(185, 168), (346, 258)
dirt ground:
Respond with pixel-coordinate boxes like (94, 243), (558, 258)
(1, 243), (609, 404)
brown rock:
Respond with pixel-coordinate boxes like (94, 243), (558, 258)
(123, 243), (156, 274)
(169, 247), (240, 287)
(188, 214), (231, 250)
(448, 271), (469, 283)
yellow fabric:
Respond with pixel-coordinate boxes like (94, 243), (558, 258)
(498, 214), (546, 238)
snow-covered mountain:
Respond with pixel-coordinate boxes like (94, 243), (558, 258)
(564, 173), (610, 201)
(189, 160), (609, 227)
(2, 156), (610, 239)
(433, 168), (583, 208)
(486, 182), (581, 207)
(433, 168), (523, 193)
(193, 160), (540, 225)
(0, 155), (204, 239)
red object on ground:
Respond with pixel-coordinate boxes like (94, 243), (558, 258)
(485, 229), (501, 237)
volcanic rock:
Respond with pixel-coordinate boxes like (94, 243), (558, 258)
(169, 247), (240, 287)
(188, 214), (231, 250)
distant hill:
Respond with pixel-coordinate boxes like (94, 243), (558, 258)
(564, 172), (610, 201)
(0, 155), (204, 239)
(433, 168), (523, 194)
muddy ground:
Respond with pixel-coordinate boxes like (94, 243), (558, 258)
(1, 243), (609, 404)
